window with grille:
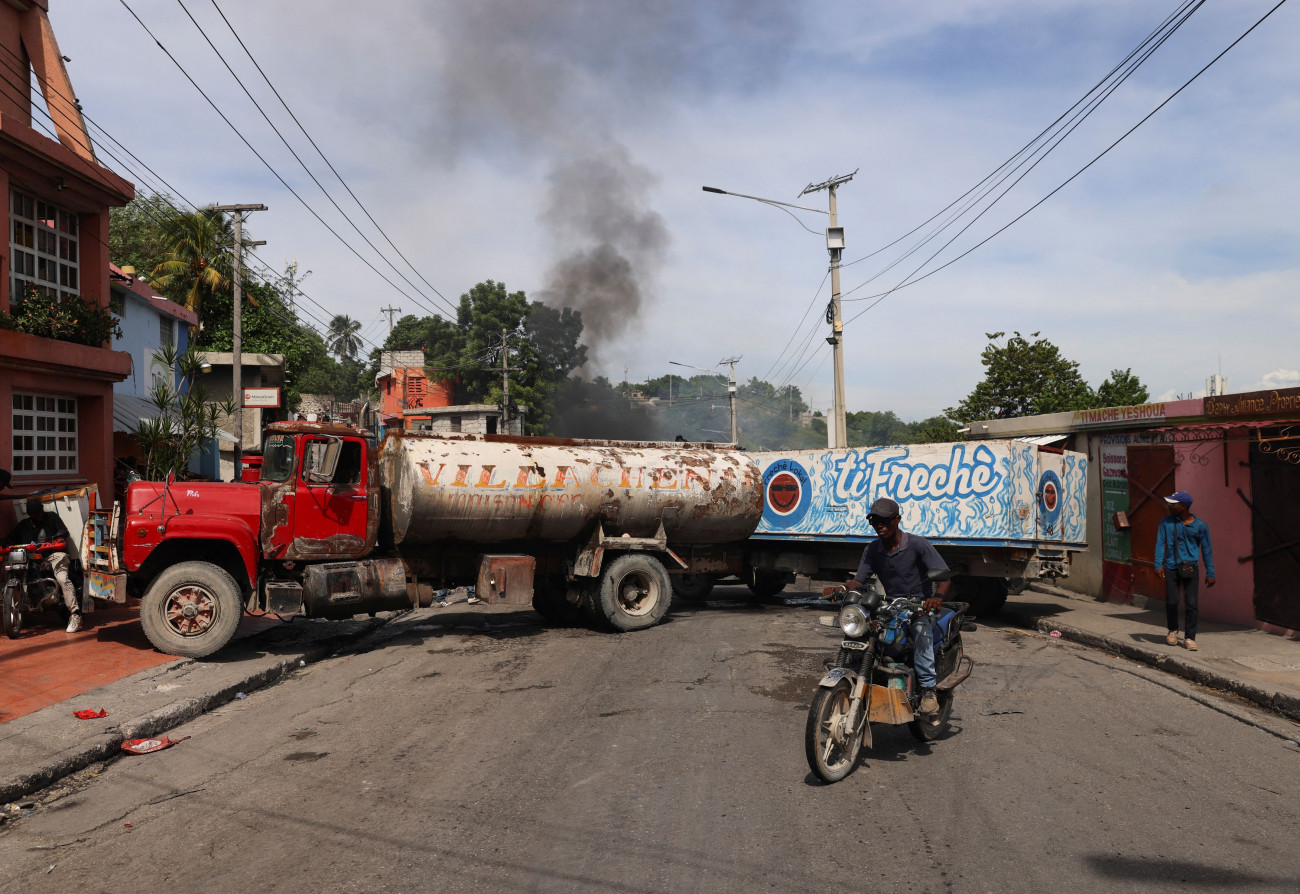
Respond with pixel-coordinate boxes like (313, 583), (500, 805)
(9, 189), (79, 306)
(10, 393), (78, 476)
(159, 313), (174, 348)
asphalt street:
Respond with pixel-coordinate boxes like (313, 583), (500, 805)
(1, 584), (1297, 893)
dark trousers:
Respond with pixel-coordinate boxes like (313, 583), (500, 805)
(1165, 570), (1199, 641)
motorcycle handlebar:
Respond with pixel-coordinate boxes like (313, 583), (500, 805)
(1, 539), (66, 554)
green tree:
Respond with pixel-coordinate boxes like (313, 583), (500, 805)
(326, 314), (363, 361)
(1094, 368), (1150, 408)
(109, 191), (186, 278)
(148, 210), (235, 314)
(134, 345), (235, 480)
(946, 331), (1095, 422)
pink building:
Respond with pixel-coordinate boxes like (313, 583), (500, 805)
(968, 389), (1300, 636)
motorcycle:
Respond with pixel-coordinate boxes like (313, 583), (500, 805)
(805, 568), (974, 783)
(1, 538), (70, 639)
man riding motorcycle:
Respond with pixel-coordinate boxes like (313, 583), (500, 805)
(822, 497), (951, 715)
(4, 497), (83, 633)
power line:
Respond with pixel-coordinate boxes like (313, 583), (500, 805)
(844, 0), (1289, 328)
(172, 0), (456, 320)
(115, 0), (460, 321)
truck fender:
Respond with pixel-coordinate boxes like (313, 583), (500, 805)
(144, 516), (260, 589)
(819, 667), (857, 689)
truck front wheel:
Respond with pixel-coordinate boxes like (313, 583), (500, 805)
(140, 561), (244, 658)
(593, 554), (672, 632)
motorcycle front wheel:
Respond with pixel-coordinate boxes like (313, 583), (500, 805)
(2, 583), (23, 639)
(908, 688), (954, 741)
(805, 679), (865, 783)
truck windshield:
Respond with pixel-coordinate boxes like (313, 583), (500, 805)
(261, 435), (295, 482)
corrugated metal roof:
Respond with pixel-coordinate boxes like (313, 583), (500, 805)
(112, 393), (161, 434)
(1015, 434), (1068, 446)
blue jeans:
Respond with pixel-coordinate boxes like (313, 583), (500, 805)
(911, 615), (937, 689)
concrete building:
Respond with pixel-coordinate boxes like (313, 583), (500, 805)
(1, 1), (133, 528)
(967, 389), (1300, 636)
(192, 352), (286, 481)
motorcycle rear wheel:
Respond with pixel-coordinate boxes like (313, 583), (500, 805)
(805, 679), (864, 783)
(908, 689), (954, 742)
(2, 583), (23, 639)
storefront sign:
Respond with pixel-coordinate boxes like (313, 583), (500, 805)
(1072, 403), (1167, 427)
(1204, 387), (1300, 418)
(243, 387), (281, 408)
(1099, 440), (1130, 563)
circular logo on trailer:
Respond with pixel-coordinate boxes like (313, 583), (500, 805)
(762, 460), (812, 529)
(1038, 469), (1062, 530)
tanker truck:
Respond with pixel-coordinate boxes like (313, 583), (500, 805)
(82, 423), (762, 658)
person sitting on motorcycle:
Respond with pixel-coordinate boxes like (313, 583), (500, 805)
(4, 498), (83, 633)
(822, 497), (951, 715)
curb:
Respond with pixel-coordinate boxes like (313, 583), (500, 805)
(0, 619), (385, 804)
(1007, 611), (1300, 725)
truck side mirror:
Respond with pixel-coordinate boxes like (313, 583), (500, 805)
(304, 438), (343, 484)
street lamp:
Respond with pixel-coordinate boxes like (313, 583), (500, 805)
(669, 359), (739, 444)
(703, 173), (855, 448)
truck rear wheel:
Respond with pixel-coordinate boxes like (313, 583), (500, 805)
(592, 554), (672, 632)
(532, 577), (582, 625)
(957, 576), (1007, 618)
(747, 569), (788, 599)
(671, 573), (714, 602)
(140, 561), (244, 658)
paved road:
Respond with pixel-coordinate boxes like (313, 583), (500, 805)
(2, 586), (1297, 893)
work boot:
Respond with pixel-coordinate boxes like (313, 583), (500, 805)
(919, 689), (939, 715)
(1166, 631), (1178, 646)
(1184, 639), (1198, 651)
(65, 612), (83, 633)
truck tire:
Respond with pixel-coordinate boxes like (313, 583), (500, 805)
(592, 554), (672, 632)
(531, 577), (582, 625)
(747, 569), (788, 599)
(140, 561), (244, 658)
(671, 573), (714, 602)
(958, 576), (1007, 618)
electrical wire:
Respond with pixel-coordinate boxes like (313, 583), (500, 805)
(844, 0), (1289, 327)
(116, 0), (459, 321)
(172, 0), (457, 320)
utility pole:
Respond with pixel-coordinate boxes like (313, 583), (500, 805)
(380, 305), (402, 334)
(499, 329), (521, 434)
(210, 203), (267, 480)
(720, 355), (741, 444)
(799, 171), (855, 448)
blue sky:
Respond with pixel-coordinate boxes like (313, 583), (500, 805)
(52, 0), (1300, 420)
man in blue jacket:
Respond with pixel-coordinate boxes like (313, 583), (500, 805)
(1154, 490), (1215, 651)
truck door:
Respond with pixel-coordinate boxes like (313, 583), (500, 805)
(288, 435), (373, 560)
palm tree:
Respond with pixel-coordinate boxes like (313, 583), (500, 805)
(327, 314), (363, 361)
(149, 210), (235, 314)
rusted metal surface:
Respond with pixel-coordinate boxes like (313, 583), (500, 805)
(381, 432), (762, 547)
(301, 558), (408, 620)
(475, 554), (536, 605)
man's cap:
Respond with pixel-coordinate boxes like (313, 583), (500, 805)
(869, 497), (900, 518)
(1164, 491), (1194, 507)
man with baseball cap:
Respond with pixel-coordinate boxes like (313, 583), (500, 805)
(1154, 490), (1215, 651)
(822, 497), (951, 715)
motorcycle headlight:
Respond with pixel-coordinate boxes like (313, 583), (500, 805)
(838, 604), (869, 638)
(7, 548), (27, 565)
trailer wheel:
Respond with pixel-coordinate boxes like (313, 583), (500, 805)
(140, 561), (244, 658)
(531, 577), (582, 625)
(958, 577), (1007, 618)
(747, 569), (788, 599)
(592, 554), (672, 632)
(671, 573), (714, 602)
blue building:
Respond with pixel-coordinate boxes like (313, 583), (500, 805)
(108, 264), (198, 478)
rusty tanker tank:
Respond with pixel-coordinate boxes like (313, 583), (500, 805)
(380, 432), (763, 547)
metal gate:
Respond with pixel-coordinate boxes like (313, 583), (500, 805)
(1245, 432), (1300, 630)
(1126, 445), (1176, 601)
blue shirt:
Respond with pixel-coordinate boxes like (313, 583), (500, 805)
(853, 531), (949, 598)
(1154, 515), (1215, 579)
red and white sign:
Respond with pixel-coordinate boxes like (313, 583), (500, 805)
(243, 387), (281, 408)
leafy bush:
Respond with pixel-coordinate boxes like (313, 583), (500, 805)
(6, 285), (123, 346)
